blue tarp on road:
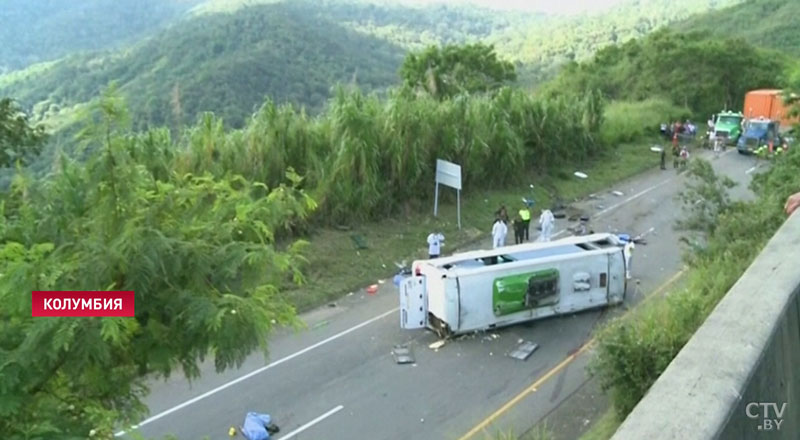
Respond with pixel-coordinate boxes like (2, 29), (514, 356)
(242, 412), (272, 440)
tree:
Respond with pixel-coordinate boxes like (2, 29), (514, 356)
(783, 65), (800, 120)
(0, 98), (47, 168)
(0, 87), (316, 439)
(400, 43), (516, 99)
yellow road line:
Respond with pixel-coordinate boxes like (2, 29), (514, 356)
(457, 267), (687, 440)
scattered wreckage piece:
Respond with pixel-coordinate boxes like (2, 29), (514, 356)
(392, 345), (415, 364)
(509, 341), (539, 361)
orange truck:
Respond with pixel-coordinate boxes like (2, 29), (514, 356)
(742, 89), (797, 129)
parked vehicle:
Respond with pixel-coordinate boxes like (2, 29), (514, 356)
(398, 233), (627, 337)
(743, 89), (797, 131)
(712, 111), (744, 145)
(737, 118), (781, 155)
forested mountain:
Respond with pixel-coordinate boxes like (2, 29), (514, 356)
(486, 0), (744, 83)
(0, 0), (757, 132)
(0, 0), (202, 73)
(674, 0), (800, 56)
(0, 2), (406, 131)
(312, 1), (538, 52)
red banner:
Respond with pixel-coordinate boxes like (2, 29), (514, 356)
(32, 291), (135, 317)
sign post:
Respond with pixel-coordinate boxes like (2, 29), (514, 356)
(433, 159), (462, 230)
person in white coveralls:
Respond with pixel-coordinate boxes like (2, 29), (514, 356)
(491, 217), (507, 249)
(538, 208), (555, 242)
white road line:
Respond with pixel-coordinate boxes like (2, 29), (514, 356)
(114, 309), (397, 437)
(281, 405), (345, 440)
(594, 178), (672, 218)
(116, 171), (682, 437)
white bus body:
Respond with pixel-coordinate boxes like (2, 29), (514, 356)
(399, 233), (627, 336)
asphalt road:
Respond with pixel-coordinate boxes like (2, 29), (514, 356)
(121, 148), (763, 440)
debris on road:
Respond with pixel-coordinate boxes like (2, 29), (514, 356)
(429, 340), (446, 350)
(366, 284), (379, 295)
(509, 341), (539, 361)
(328, 302), (336, 308)
(378, 279), (385, 285)
(392, 345), (415, 364)
(612, 190), (624, 196)
(574, 171), (588, 179)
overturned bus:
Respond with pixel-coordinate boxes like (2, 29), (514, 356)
(399, 233), (628, 337)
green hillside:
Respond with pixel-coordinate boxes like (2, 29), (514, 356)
(543, 28), (790, 119)
(674, 0), (800, 55)
(487, 0), (745, 83)
(0, 1), (406, 131)
(0, 0), (202, 73)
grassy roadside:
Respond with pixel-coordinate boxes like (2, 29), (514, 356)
(578, 410), (622, 440)
(284, 140), (662, 312)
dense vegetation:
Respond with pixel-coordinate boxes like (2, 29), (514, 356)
(544, 29), (789, 119)
(675, 0), (800, 56)
(400, 43), (517, 99)
(173, 84), (604, 224)
(0, 87), (315, 440)
(488, 0), (744, 83)
(315, 1), (527, 51)
(0, 98), (47, 167)
(0, 2), (406, 131)
(0, 0), (201, 73)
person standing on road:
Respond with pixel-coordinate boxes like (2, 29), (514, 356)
(427, 232), (445, 259)
(519, 204), (532, 242)
(512, 215), (525, 244)
(672, 133), (680, 168)
(538, 208), (555, 242)
(492, 217), (507, 249)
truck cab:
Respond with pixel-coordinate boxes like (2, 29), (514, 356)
(737, 118), (780, 154)
(713, 111), (744, 145)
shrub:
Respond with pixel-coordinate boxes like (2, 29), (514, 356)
(600, 98), (690, 146)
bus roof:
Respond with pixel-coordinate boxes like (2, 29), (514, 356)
(417, 233), (621, 270)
